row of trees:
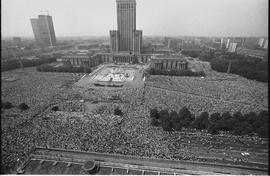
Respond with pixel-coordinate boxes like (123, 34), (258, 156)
(1, 57), (56, 72)
(181, 50), (201, 58)
(150, 107), (268, 138)
(148, 68), (206, 77)
(210, 55), (268, 82)
(2, 101), (30, 111)
(36, 64), (92, 73)
(182, 49), (268, 83)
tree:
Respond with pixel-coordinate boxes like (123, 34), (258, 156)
(2, 101), (14, 109)
(220, 112), (233, 131)
(19, 103), (29, 111)
(179, 106), (193, 127)
(36, 64), (53, 72)
(150, 108), (159, 119)
(162, 120), (173, 131)
(257, 124), (268, 138)
(150, 108), (160, 126)
(232, 111), (244, 124)
(51, 106), (59, 111)
(258, 110), (268, 123)
(114, 108), (123, 116)
(159, 110), (170, 122)
(209, 112), (221, 123)
(170, 111), (181, 131)
(192, 112), (209, 130)
(159, 110), (172, 131)
(244, 112), (257, 125)
(207, 112), (221, 134)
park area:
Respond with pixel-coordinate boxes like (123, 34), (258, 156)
(1, 66), (268, 173)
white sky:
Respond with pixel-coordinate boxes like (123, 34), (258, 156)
(1, 0), (268, 37)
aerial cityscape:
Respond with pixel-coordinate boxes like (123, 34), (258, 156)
(1, 0), (268, 175)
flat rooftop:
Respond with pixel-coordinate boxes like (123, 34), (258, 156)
(17, 147), (268, 175)
(152, 55), (187, 61)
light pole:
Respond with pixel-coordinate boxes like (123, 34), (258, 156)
(11, 47), (24, 71)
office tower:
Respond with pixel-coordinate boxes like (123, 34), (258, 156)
(263, 39), (268, 49)
(30, 15), (57, 47)
(228, 43), (237, 53)
(110, 0), (142, 54)
(226, 39), (230, 49)
(258, 38), (264, 47)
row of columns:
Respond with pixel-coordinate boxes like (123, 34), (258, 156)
(114, 56), (134, 63)
(154, 60), (187, 70)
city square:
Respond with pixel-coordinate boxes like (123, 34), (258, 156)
(75, 64), (146, 89)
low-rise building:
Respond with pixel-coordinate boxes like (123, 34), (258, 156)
(61, 51), (152, 68)
(150, 55), (188, 70)
(61, 52), (93, 67)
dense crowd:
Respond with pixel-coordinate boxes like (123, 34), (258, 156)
(2, 68), (82, 112)
(2, 105), (268, 173)
(1, 67), (268, 173)
(146, 74), (267, 108)
(144, 73), (267, 116)
(36, 64), (92, 73)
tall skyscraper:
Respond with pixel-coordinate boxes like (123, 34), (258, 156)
(30, 15), (57, 47)
(110, 0), (142, 54)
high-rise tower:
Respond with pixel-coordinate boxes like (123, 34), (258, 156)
(110, 0), (142, 54)
(30, 15), (57, 47)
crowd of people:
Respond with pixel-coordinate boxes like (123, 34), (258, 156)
(2, 104), (267, 173)
(144, 74), (267, 116)
(146, 74), (267, 108)
(1, 67), (268, 173)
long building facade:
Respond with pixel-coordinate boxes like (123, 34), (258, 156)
(61, 51), (151, 68)
(30, 15), (57, 47)
(110, 0), (142, 54)
(150, 56), (188, 71)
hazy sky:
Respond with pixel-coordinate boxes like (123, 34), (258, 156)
(2, 0), (268, 37)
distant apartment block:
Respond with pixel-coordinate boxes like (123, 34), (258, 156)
(263, 39), (268, 49)
(30, 15), (57, 47)
(228, 43), (238, 53)
(258, 38), (265, 47)
(150, 55), (188, 71)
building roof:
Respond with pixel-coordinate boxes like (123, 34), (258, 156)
(17, 147), (267, 175)
(116, 0), (136, 3)
(152, 55), (187, 61)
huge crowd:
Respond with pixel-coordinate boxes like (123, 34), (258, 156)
(1, 67), (268, 173)
(145, 74), (267, 116)
(146, 74), (267, 108)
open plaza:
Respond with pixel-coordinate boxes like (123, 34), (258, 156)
(75, 64), (146, 89)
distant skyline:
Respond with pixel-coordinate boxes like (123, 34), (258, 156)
(2, 0), (268, 38)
